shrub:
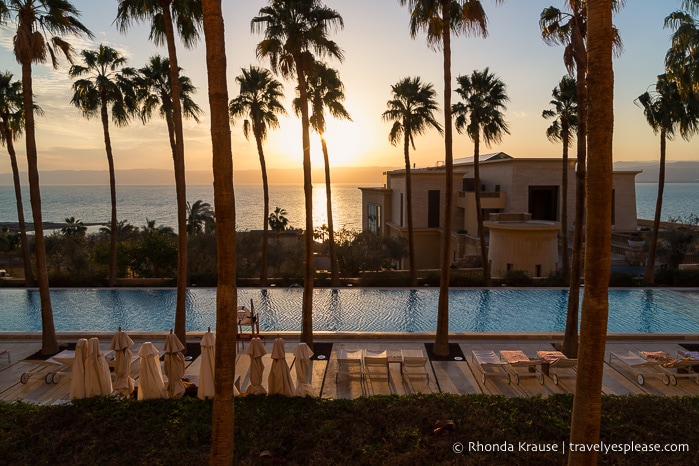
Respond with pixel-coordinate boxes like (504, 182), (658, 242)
(654, 268), (699, 287)
(609, 272), (639, 287)
(502, 270), (533, 286)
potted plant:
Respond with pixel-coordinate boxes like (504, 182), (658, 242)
(627, 233), (644, 248)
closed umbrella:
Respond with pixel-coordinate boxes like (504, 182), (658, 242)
(69, 338), (88, 399)
(294, 343), (315, 397)
(85, 337), (112, 397)
(198, 329), (216, 400)
(109, 327), (135, 397)
(137, 342), (167, 400)
(268, 337), (294, 396)
(163, 331), (186, 399)
(245, 337), (267, 395)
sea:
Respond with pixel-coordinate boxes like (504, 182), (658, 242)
(0, 182), (697, 232)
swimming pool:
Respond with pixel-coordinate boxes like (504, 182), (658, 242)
(2, 288), (698, 334)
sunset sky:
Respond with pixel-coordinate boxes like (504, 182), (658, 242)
(0, 0), (696, 185)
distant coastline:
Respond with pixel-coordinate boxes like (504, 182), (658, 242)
(1, 161), (697, 186)
(0, 166), (393, 186)
(613, 160), (699, 183)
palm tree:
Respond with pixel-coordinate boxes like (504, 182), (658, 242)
(540, 0), (623, 359)
(200, 1), (237, 460)
(269, 206), (290, 233)
(186, 199), (215, 235)
(0, 71), (37, 287)
(133, 54), (201, 346)
(293, 62), (351, 287)
(143, 218), (174, 235)
(116, 0), (203, 349)
(0, 0), (93, 355)
(69, 44), (137, 287)
(382, 77), (443, 287)
(399, 0), (498, 357)
(665, 4), (699, 100)
(568, 2), (615, 463)
(252, 0), (344, 349)
(61, 216), (87, 236)
(229, 66), (286, 287)
(542, 76), (578, 285)
(452, 68), (510, 287)
(636, 74), (697, 285)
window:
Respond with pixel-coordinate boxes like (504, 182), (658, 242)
(528, 186), (559, 221)
(368, 204), (381, 235)
(428, 190), (440, 228)
(535, 264), (542, 278)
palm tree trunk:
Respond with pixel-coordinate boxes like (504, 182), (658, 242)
(321, 136), (339, 287)
(202, 1), (236, 461)
(435, 0), (453, 357)
(21, 59), (57, 355)
(474, 137), (489, 286)
(644, 132), (665, 285)
(404, 135), (417, 287)
(297, 68), (315, 349)
(562, 59), (588, 359)
(560, 123), (570, 283)
(100, 98), (118, 287)
(568, 2), (613, 463)
(160, 1), (188, 348)
(4, 128), (34, 286)
(255, 131), (270, 287)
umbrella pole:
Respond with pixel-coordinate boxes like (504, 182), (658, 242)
(250, 299), (258, 336)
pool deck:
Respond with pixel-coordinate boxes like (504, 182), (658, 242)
(1, 332), (698, 403)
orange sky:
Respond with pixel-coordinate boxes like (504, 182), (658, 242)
(0, 0), (696, 183)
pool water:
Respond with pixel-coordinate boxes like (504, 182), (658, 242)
(2, 288), (698, 334)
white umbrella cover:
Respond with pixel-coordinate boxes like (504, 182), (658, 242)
(85, 337), (113, 397)
(163, 332), (186, 399)
(293, 343), (315, 397)
(268, 337), (294, 396)
(245, 337), (267, 395)
(69, 338), (88, 399)
(137, 342), (167, 400)
(109, 328), (135, 397)
(198, 330), (216, 400)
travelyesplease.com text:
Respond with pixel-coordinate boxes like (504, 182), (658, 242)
(456, 440), (689, 455)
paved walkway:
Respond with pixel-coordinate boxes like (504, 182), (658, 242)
(1, 333), (698, 404)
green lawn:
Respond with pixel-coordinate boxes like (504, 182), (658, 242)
(1, 394), (697, 465)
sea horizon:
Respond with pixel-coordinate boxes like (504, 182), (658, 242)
(1, 182), (697, 233)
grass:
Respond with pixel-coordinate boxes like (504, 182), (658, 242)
(1, 394), (698, 465)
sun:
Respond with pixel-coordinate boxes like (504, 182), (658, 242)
(316, 118), (369, 167)
(267, 114), (373, 169)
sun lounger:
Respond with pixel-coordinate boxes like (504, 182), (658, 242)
(336, 349), (363, 383)
(401, 349), (429, 382)
(678, 350), (699, 359)
(608, 351), (680, 386)
(0, 350), (9, 364)
(20, 349), (76, 384)
(471, 350), (510, 384)
(640, 351), (699, 385)
(363, 349), (389, 382)
(537, 350), (577, 385)
(499, 350), (545, 384)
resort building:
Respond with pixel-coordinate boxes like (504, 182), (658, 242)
(359, 153), (640, 277)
